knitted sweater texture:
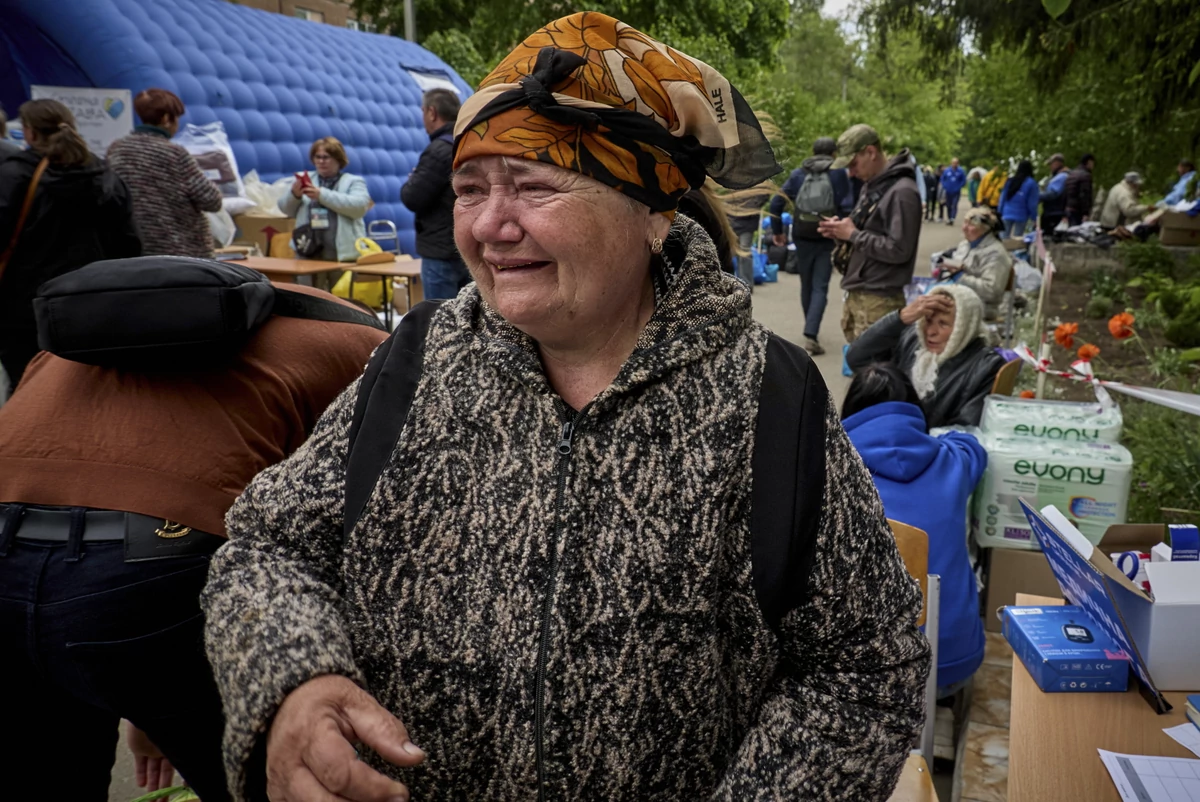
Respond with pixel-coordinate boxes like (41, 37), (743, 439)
(106, 130), (223, 258)
(202, 217), (929, 801)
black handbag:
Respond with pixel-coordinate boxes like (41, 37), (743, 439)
(291, 222), (322, 257)
(33, 256), (383, 370)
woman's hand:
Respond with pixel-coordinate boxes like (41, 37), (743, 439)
(291, 179), (305, 198)
(267, 675), (425, 802)
(126, 722), (175, 798)
(302, 185), (321, 200)
(899, 293), (954, 325)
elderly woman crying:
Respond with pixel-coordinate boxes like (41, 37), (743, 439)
(847, 283), (1007, 428)
(203, 12), (930, 802)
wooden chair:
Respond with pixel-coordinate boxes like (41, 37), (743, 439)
(991, 357), (1022, 396)
(886, 753), (940, 802)
(888, 519), (939, 764)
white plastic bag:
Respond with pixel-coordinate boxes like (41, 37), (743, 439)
(173, 121), (247, 202)
(240, 170), (291, 217)
(205, 209), (236, 248)
(1013, 261), (1043, 292)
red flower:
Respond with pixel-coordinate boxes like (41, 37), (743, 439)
(1019, 390), (1036, 399)
(1109, 312), (1136, 340)
(1077, 343), (1101, 361)
(1054, 322), (1079, 349)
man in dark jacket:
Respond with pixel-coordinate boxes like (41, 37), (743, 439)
(1064, 153), (1095, 227)
(770, 137), (854, 355)
(1039, 152), (1069, 233)
(818, 124), (922, 343)
(401, 89), (466, 299)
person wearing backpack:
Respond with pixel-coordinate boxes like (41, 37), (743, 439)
(401, 89), (468, 299)
(769, 137), (853, 355)
(0, 256), (386, 802)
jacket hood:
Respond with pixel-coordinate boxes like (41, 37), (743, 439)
(801, 154), (834, 173)
(843, 401), (939, 481)
(869, 149), (916, 187)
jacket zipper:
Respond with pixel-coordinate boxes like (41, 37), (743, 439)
(535, 404), (580, 802)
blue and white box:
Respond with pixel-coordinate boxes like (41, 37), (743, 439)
(1168, 524), (1199, 561)
(1002, 605), (1130, 693)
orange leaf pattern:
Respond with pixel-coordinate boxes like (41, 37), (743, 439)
(453, 12), (742, 211)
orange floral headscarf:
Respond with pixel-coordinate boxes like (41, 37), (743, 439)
(453, 12), (780, 213)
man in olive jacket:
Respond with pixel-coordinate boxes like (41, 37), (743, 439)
(400, 89), (467, 299)
(818, 124), (922, 343)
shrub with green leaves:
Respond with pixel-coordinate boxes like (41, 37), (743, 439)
(1123, 397), (1200, 524)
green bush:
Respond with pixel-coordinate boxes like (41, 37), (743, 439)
(1085, 295), (1114, 319)
(1122, 397), (1200, 523)
(1119, 238), (1177, 278)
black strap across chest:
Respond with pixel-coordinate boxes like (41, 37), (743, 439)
(343, 306), (827, 632)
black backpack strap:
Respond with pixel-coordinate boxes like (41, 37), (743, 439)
(342, 300), (444, 543)
(750, 333), (829, 633)
(272, 288), (386, 331)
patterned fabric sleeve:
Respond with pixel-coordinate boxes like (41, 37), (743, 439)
(176, 145), (223, 213)
(201, 381), (364, 801)
(712, 398), (930, 801)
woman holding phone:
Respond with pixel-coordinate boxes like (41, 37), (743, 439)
(279, 137), (371, 286)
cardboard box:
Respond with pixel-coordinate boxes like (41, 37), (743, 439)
(1021, 501), (1200, 703)
(1159, 210), (1200, 247)
(232, 214), (295, 256)
(1002, 605), (1130, 692)
(983, 547), (1063, 633)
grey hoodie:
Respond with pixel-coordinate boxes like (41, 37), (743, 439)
(841, 149), (922, 296)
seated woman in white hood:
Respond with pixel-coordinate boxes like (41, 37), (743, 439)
(846, 284), (1006, 428)
(934, 206), (1012, 319)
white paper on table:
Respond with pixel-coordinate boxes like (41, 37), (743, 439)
(1165, 724), (1200, 759)
(1099, 748), (1200, 801)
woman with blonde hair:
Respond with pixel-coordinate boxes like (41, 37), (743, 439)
(0, 99), (140, 385)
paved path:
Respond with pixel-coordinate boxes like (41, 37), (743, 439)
(105, 218), (965, 802)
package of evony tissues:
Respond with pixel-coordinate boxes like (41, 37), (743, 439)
(971, 434), (1133, 550)
(979, 395), (1123, 443)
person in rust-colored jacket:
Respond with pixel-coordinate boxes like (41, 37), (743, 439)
(0, 281), (385, 802)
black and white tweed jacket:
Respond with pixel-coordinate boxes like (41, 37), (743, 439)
(202, 216), (930, 801)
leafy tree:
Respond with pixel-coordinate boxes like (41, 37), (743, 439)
(866, 0), (1200, 126)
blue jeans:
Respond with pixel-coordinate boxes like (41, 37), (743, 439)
(420, 256), (472, 300)
(736, 231), (755, 286)
(0, 526), (229, 800)
(1002, 219), (1027, 240)
(794, 239), (833, 339)
(946, 191), (962, 221)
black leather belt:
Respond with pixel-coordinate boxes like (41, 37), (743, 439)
(0, 503), (224, 562)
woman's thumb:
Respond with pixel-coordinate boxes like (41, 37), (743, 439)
(345, 692), (426, 767)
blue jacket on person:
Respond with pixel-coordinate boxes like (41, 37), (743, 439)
(843, 401), (987, 689)
(940, 165), (966, 195)
(999, 176), (1040, 224)
(1039, 170), (1069, 216)
(1164, 170), (1197, 207)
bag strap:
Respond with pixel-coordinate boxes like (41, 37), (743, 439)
(340, 313), (827, 633)
(271, 288), (386, 331)
(750, 333), (828, 632)
(343, 300), (444, 543)
(0, 157), (50, 282)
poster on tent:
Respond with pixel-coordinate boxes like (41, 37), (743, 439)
(30, 85), (132, 156)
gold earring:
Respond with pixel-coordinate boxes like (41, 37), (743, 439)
(650, 237), (663, 254)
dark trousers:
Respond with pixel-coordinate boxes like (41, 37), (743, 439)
(794, 238), (833, 340)
(946, 191), (962, 221)
(1042, 213), (1065, 233)
(925, 197), (937, 220)
(0, 528), (230, 801)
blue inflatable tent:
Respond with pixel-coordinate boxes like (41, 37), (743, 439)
(0, 0), (472, 255)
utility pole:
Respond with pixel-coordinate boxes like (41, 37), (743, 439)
(404, 0), (415, 40)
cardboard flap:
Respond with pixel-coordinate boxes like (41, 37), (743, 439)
(1144, 562), (1200, 604)
(1020, 499), (1172, 713)
(1098, 524), (1166, 552)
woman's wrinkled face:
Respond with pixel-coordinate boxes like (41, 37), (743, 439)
(924, 301), (956, 354)
(312, 148), (339, 178)
(453, 155), (668, 345)
(962, 219), (987, 242)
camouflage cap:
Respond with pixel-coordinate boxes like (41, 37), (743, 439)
(831, 124), (881, 169)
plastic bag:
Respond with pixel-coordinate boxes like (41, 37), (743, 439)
(173, 121), (247, 202)
(241, 170), (292, 218)
(205, 210), (236, 248)
(332, 270), (384, 309)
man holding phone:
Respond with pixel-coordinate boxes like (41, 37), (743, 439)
(817, 124), (922, 344)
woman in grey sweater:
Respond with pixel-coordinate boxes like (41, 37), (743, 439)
(203, 13), (930, 802)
